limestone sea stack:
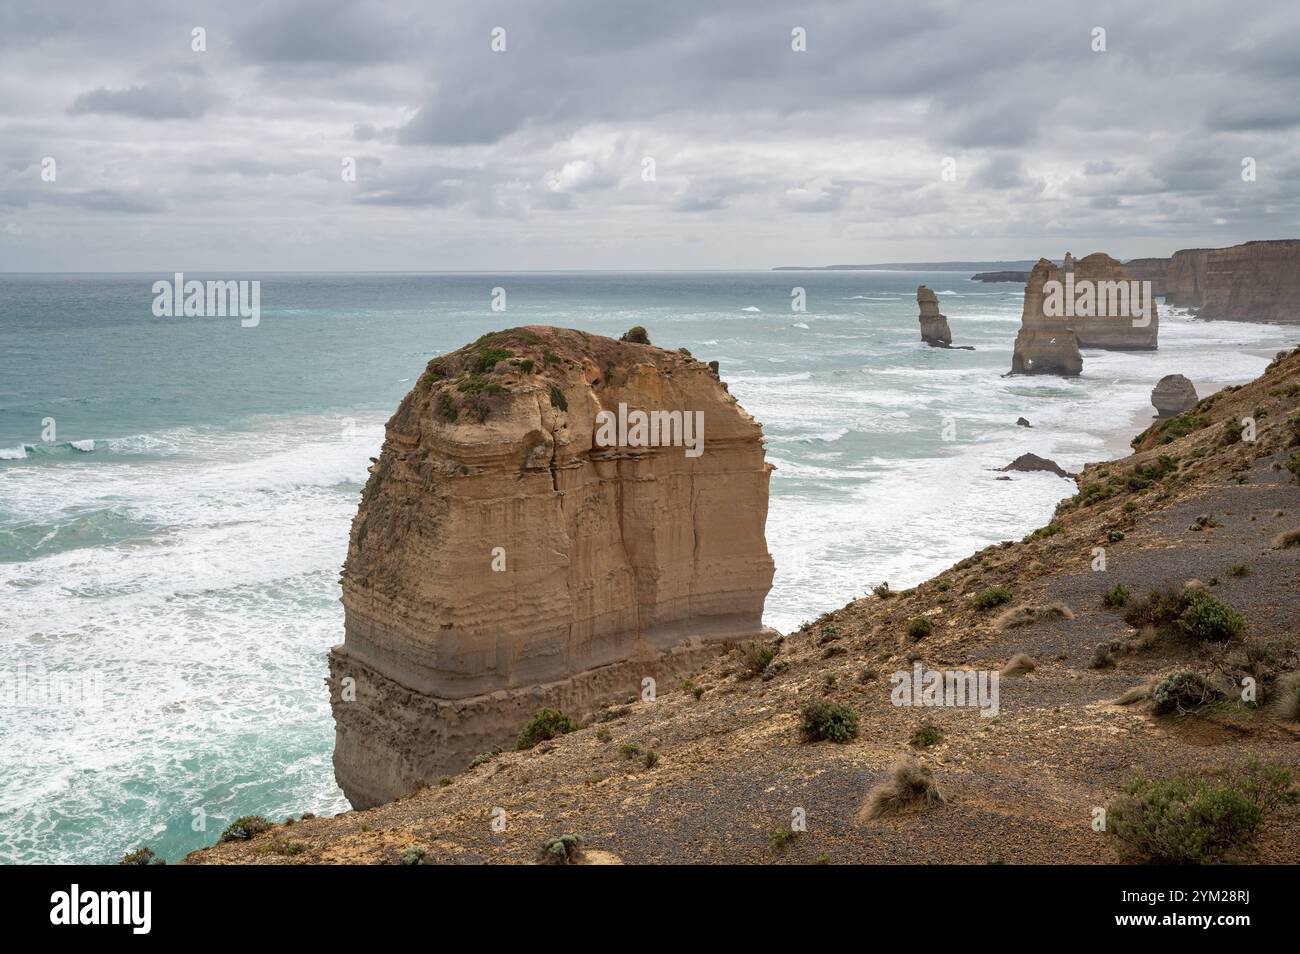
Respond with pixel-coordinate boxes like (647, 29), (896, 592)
(1151, 374), (1198, 418)
(329, 326), (776, 808)
(1061, 252), (1159, 349)
(1009, 259), (1083, 376)
(916, 285), (952, 347)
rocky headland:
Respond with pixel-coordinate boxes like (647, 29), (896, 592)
(189, 345), (1300, 866)
(1122, 257), (1169, 297)
(328, 327), (776, 809)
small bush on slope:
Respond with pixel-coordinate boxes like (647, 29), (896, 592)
(1107, 760), (1295, 863)
(799, 699), (859, 743)
(516, 708), (575, 750)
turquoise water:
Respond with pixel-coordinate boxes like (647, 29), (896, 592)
(1, 271), (1295, 863)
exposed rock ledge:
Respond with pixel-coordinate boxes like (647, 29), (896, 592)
(330, 326), (776, 808)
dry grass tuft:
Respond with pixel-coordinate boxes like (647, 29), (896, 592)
(1000, 653), (1037, 676)
(857, 756), (945, 822)
(994, 602), (1074, 631)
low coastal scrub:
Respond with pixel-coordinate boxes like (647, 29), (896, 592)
(220, 815), (272, 843)
(799, 698), (859, 743)
(516, 708), (575, 750)
(1123, 588), (1244, 643)
(909, 723), (943, 748)
(739, 640), (778, 678)
(538, 833), (585, 865)
(620, 325), (651, 344)
(1272, 528), (1300, 549)
(1102, 583), (1130, 608)
(118, 847), (165, 865)
(1151, 671), (1221, 715)
(1107, 760), (1296, 863)
(906, 615), (933, 640)
(972, 586), (1012, 610)
(858, 757), (945, 822)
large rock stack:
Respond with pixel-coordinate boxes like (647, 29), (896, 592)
(1151, 374), (1198, 417)
(916, 285), (952, 347)
(1009, 259), (1084, 376)
(329, 326), (776, 808)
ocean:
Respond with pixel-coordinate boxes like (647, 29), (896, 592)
(1, 271), (1295, 863)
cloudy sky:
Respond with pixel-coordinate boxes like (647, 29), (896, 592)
(2, 0), (1298, 270)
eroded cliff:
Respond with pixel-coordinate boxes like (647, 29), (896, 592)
(329, 326), (776, 808)
(1198, 240), (1300, 322)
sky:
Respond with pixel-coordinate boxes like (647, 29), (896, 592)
(1, 0), (1298, 271)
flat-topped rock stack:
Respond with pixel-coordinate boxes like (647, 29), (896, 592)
(916, 285), (953, 347)
(329, 326), (776, 808)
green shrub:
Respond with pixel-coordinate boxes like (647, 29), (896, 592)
(516, 708), (575, 750)
(619, 743), (641, 759)
(400, 845), (426, 865)
(973, 586), (1012, 610)
(799, 699), (859, 743)
(1157, 413), (1208, 445)
(1220, 420), (1244, 445)
(595, 726), (611, 743)
(538, 833), (584, 865)
(740, 641), (778, 678)
(436, 389), (458, 422)
(909, 723), (943, 748)
(1102, 583), (1131, 608)
(1229, 562), (1249, 577)
(620, 326), (650, 344)
(1178, 590), (1245, 642)
(471, 347), (513, 374)
(118, 847), (165, 865)
(1151, 671), (1219, 714)
(1107, 760), (1294, 863)
(906, 616), (933, 640)
(220, 815), (273, 843)
(549, 385), (568, 411)
(872, 582), (894, 599)
(770, 828), (800, 850)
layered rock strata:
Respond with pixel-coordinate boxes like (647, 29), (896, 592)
(1166, 248), (1213, 308)
(1151, 374), (1198, 418)
(1123, 258), (1170, 297)
(329, 327), (776, 808)
(1062, 252), (1159, 349)
(1198, 240), (1300, 322)
(916, 285), (952, 347)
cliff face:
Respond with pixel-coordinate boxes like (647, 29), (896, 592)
(329, 327), (775, 808)
(1123, 258), (1169, 296)
(1166, 248), (1214, 308)
(1010, 259), (1083, 375)
(916, 285), (952, 346)
(1198, 240), (1300, 322)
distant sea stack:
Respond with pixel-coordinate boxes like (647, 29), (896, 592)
(1151, 374), (1198, 418)
(329, 327), (776, 809)
(916, 285), (953, 347)
(1008, 259), (1084, 376)
(1123, 258), (1170, 297)
(1198, 240), (1300, 322)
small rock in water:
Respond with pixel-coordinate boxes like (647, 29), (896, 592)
(1016, 417), (1032, 428)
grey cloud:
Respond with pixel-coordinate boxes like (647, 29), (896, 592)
(69, 81), (216, 120)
